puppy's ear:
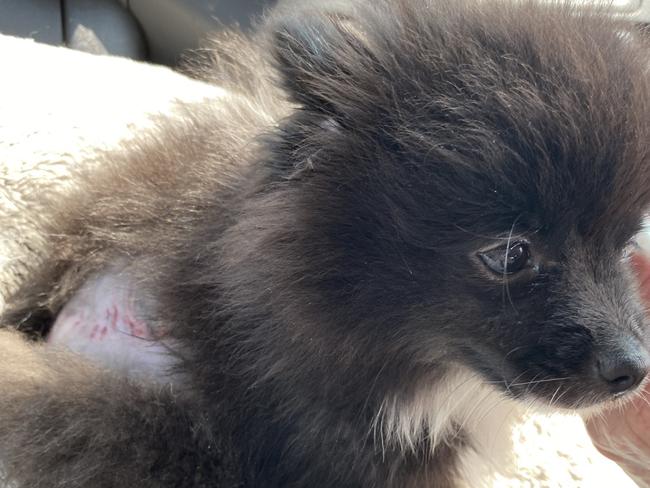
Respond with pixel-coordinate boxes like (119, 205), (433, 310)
(272, 13), (375, 115)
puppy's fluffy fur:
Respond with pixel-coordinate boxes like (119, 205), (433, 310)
(2, 1), (650, 487)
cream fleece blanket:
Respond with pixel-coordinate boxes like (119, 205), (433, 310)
(0, 34), (638, 487)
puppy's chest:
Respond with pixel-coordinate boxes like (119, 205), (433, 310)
(48, 267), (179, 382)
(382, 370), (520, 487)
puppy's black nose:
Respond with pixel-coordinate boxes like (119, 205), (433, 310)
(597, 357), (648, 394)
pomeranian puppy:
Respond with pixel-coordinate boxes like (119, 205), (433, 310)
(1, 1), (650, 487)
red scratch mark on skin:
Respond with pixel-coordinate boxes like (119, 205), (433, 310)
(124, 301), (146, 338)
(110, 304), (119, 331)
(89, 324), (100, 340)
(124, 316), (145, 338)
(100, 326), (108, 340)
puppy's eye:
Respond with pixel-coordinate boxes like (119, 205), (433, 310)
(478, 241), (530, 275)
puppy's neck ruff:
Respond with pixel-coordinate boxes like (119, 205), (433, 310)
(378, 367), (520, 483)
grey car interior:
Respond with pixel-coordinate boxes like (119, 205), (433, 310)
(0, 0), (276, 65)
(0, 0), (648, 65)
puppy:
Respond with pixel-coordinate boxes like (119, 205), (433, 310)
(1, 1), (650, 487)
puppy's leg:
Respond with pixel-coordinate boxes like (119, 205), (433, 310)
(0, 330), (236, 488)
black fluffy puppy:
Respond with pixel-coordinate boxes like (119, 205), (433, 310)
(2, 1), (650, 487)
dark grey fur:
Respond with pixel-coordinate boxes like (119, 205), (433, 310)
(1, 1), (650, 487)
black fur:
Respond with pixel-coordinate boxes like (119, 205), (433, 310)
(2, 1), (650, 486)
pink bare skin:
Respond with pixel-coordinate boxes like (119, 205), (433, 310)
(47, 266), (178, 383)
(585, 251), (650, 487)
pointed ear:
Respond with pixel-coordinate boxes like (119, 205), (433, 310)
(272, 13), (374, 114)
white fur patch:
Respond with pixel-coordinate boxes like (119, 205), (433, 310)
(48, 268), (178, 383)
(377, 367), (521, 485)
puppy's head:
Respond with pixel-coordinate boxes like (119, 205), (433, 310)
(225, 0), (650, 411)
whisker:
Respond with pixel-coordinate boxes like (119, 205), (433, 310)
(501, 216), (521, 314)
(508, 376), (573, 387)
(548, 385), (564, 409)
(522, 372), (544, 400)
(452, 223), (532, 241)
(637, 391), (650, 409)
